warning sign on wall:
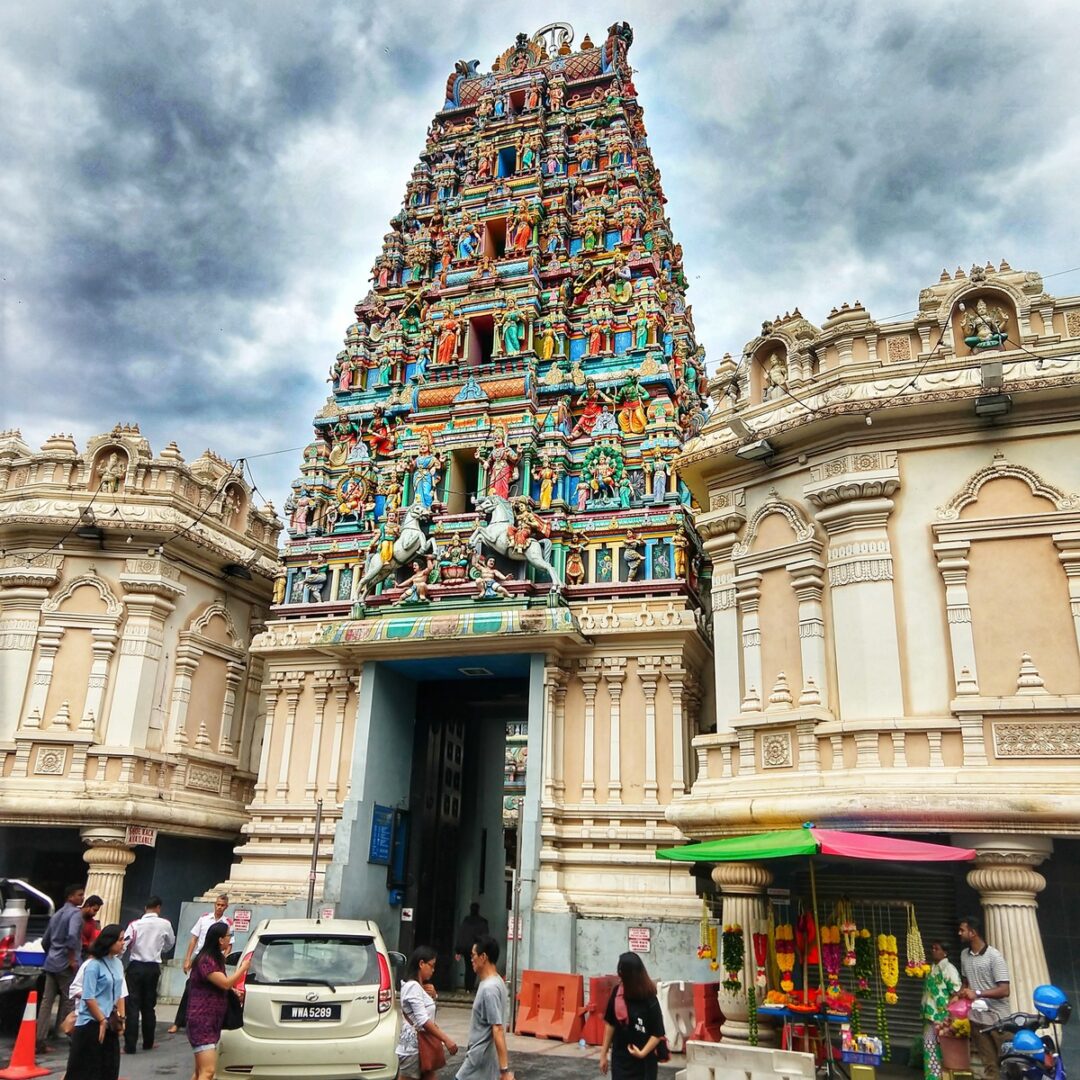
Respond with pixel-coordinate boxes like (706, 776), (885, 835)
(232, 909), (252, 933)
(627, 927), (651, 953)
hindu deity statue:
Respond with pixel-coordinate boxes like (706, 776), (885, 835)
(507, 497), (543, 554)
(673, 526), (690, 578)
(477, 423), (520, 499)
(632, 305), (650, 350)
(615, 373), (650, 434)
(623, 530), (645, 582)
(571, 377), (615, 440)
(497, 296), (527, 355)
(564, 530), (590, 585)
(535, 319), (556, 360)
(962, 298), (1009, 351)
(438, 534), (471, 582)
(411, 429), (444, 509)
(535, 453), (561, 510)
(364, 406), (397, 458)
(762, 351), (788, 401)
(96, 452), (127, 493)
(456, 214), (481, 261)
(435, 309), (461, 365)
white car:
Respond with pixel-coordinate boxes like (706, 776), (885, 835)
(217, 918), (401, 1079)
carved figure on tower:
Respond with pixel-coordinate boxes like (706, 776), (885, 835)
(571, 377), (614, 440)
(497, 296), (527, 355)
(962, 298), (1009, 351)
(615, 372), (650, 434)
(477, 423), (520, 499)
(411, 429), (444, 509)
(435, 309), (461, 365)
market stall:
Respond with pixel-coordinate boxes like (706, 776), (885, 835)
(656, 824), (976, 1079)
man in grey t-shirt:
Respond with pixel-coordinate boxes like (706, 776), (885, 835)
(456, 934), (514, 1080)
(958, 915), (1011, 1080)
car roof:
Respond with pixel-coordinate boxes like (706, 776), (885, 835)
(249, 918), (384, 940)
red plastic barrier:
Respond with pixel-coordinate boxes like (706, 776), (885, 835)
(691, 981), (723, 1042)
(582, 975), (620, 1045)
(515, 969), (587, 1042)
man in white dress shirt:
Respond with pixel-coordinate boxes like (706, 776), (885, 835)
(167, 894), (230, 1034)
(122, 897), (175, 1053)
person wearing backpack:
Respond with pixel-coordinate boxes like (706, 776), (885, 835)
(599, 953), (667, 1080)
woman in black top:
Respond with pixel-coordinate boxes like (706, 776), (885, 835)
(600, 952), (665, 1079)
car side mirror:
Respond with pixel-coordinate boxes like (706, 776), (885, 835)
(225, 951), (243, 966)
(388, 951), (406, 989)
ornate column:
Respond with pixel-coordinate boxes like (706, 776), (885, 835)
(81, 827), (136, 926)
(807, 454), (903, 718)
(167, 643), (201, 749)
(22, 625), (64, 727)
(638, 657), (662, 804)
(602, 658), (626, 804)
(1053, 539), (1080, 662)
(276, 674), (305, 799)
(711, 862), (774, 1042)
(253, 675), (284, 799)
(788, 560), (829, 708)
(697, 497), (746, 731)
(217, 660), (246, 755)
(957, 834), (1052, 1015)
(327, 674), (353, 803)
(935, 540), (979, 693)
(735, 573), (764, 713)
(663, 657), (687, 798)
(305, 676), (332, 798)
(82, 628), (118, 737)
(578, 659), (601, 805)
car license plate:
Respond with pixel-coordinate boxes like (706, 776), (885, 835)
(280, 1002), (342, 1022)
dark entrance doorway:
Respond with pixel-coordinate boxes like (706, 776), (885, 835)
(403, 676), (527, 989)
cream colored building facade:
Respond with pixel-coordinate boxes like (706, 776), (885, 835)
(676, 261), (1080, 1024)
(0, 425), (280, 925)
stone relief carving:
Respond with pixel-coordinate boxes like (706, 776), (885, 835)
(41, 574), (124, 618)
(34, 746), (68, 775)
(761, 731), (793, 768)
(733, 493), (816, 558)
(937, 453), (1080, 520)
(186, 763), (224, 793)
(993, 722), (1080, 758)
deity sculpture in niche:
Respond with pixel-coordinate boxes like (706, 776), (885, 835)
(535, 450), (562, 510)
(411, 429), (444, 510)
(299, 564), (330, 604)
(438, 533), (471, 582)
(477, 423), (520, 499)
(592, 406), (620, 436)
(96, 451), (127, 493)
(272, 566), (287, 605)
(962, 298), (1009, 351)
(364, 406), (397, 458)
(497, 296), (527, 355)
(535, 318), (556, 360)
(570, 377), (614, 439)
(457, 214), (481, 261)
(672, 526), (690, 577)
(623, 530), (645, 582)
(435, 309), (461, 365)
(565, 530), (590, 585)
(615, 372), (649, 434)
(762, 351), (788, 400)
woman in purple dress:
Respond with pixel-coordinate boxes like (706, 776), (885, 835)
(187, 922), (250, 1080)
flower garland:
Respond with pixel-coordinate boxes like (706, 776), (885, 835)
(837, 900), (857, 967)
(774, 923), (796, 992)
(905, 905), (930, 977)
(876, 997), (891, 1062)
(747, 984), (759, 1046)
(696, 902), (719, 971)
(849, 999), (862, 1036)
(853, 929), (875, 998)
(722, 924), (744, 991)
(752, 931), (769, 991)
(877, 933), (899, 1005)
(821, 925), (844, 1001)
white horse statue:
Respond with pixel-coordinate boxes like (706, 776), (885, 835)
(354, 503), (438, 604)
(470, 494), (563, 593)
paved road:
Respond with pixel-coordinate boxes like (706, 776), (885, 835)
(18, 1002), (684, 1079)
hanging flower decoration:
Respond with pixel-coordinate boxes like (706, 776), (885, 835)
(877, 997), (891, 1062)
(905, 905), (930, 977)
(877, 933), (899, 1005)
(752, 931), (768, 991)
(821, 925), (844, 1001)
(721, 924), (744, 991)
(697, 901), (714, 960)
(774, 923), (796, 992)
(747, 984), (759, 1046)
(853, 929), (875, 999)
(838, 900), (857, 966)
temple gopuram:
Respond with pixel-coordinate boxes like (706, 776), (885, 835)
(209, 22), (714, 984)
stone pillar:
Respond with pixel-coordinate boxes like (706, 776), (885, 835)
(82, 827), (136, 926)
(1053, 540), (1080, 662)
(305, 676), (331, 798)
(638, 657), (662, 805)
(956, 833), (1052, 1014)
(663, 658), (687, 797)
(578, 660), (601, 805)
(253, 676), (283, 799)
(602, 658), (625, 804)
(167, 644), (201, 749)
(935, 540), (980, 693)
(788, 560), (829, 708)
(711, 861), (774, 1042)
(218, 660), (246, 755)
(735, 573), (764, 712)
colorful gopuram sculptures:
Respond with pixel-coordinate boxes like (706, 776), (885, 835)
(279, 22), (708, 612)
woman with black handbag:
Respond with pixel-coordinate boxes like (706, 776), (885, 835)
(186, 923), (251, 1080)
(396, 946), (459, 1079)
(599, 952), (668, 1080)
(64, 924), (127, 1080)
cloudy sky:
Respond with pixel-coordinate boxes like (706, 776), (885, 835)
(2, 0), (1077, 506)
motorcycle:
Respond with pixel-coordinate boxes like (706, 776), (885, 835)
(986, 984), (1070, 1080)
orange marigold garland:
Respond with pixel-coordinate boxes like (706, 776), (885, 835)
(775, 923), (796, 992)
(905, 905), (930, 978)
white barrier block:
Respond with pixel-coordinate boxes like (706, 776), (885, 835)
(657, 979), (696, 1052)
(683, 1039), (816, 1080)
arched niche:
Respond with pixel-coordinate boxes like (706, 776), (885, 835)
(90, 446), (129, 494)
(221, 483), (249, 531)
(947, 287), (1020, 357)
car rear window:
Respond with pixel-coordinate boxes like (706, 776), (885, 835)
(248, 936), (379, 986)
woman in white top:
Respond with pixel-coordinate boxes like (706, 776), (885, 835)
(396, 946), (458, 1080)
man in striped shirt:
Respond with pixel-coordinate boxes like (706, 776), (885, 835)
(958, 915), (1011, 1080)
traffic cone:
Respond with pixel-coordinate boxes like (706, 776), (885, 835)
(0, 990), (51, 1078)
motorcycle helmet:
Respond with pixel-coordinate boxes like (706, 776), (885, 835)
(1010, 1030), (1046, 1056)
(1033, 984), (1071, 1024)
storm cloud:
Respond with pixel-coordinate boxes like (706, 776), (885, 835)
(2, 0), (1077, 504)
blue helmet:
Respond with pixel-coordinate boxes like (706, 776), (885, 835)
(1010, 1030), (1045, 1056)
(1033, 985), (1070, 1024)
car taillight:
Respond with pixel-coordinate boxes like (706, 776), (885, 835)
(377, 952), (392, 1014)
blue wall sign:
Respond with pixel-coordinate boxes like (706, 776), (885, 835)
(368, 804), (394, 865)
